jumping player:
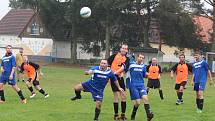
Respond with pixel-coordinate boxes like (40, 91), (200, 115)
(71, 59), (125, 121)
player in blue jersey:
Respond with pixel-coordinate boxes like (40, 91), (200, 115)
(192, 51), (213, 113)
(71, 59), (124, 121)
(121, 54), (153, 121)
(0, 45), (27, 104)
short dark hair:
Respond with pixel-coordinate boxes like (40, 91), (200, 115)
(137, 53), (144, 57)
(194, 51), (201, 55)
(179, 54), (185, 58)
(6, 45), (12, 48)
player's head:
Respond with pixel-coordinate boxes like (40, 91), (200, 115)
(5, 45), (12, 55)
(23, 55), (28, 63)
(194, 51), (201, 61)
(137, 54), (144, 64)
(179, 54), (185, 62)
(151, 57), (157, 65)
(100, 59), (108, 70)
(120, 44), (128, 55)
(19, 47), (24, 54)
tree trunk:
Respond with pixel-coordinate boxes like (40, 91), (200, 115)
(143, 0), (151, 47)
(71, 22), (77, 64)
(105, 9), (111, 59)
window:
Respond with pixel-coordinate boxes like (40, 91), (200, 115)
(30, 22), (40, 35)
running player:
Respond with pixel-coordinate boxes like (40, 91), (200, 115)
(107, 44), (130, 120)
(124, 54), (154, 121)
(0, 45), (27, 104)
(20, 56), (49, 99)
(192, 51), (213, 113)
(146, 57), (164, 100)
(170, 54), (192, 105)
(71, 59), (124, 121)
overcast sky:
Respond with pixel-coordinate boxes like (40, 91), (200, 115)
(0, 0), (213, 20)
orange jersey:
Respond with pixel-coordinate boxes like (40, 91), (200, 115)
(108, 53), (128, 75)
(171, 63), (192, 84)
(20, 61), (40, 80)
(147, 65), (161, 79)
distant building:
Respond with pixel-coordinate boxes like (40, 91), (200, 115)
(0, 9), (53, 59)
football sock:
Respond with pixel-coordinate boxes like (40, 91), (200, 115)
(131, 105), (139, 117)
(94, 107), (101, 120)
(114, 102), (119, 115)
(39, 89), (46, 95)
(144, 104), (151, 115)
(159, 90), (164, 99)
(199, 99), (204, 110)
(75, 90), (81, 97)
(121, 101), (126, 114)
(17, 90), (25, 100)
(0, 90), (5, 101)
(28, 86), (34, 93)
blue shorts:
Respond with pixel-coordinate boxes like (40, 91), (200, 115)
(0, 73), (16, 85)
(129, 85), (147, 100)
(194, 82), (206, 91)
(82, 80), (103, 102)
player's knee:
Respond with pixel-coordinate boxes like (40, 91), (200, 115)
(33, 80), (40, 87)
(142, 96), (149, 103)
(96, 101), (102, 109)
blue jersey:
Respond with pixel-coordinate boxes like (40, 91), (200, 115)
(127, 62), (146, 87)
(88, 66), (117, 91)
(1, 54), (16, 74)
(192, 59), (209, 83)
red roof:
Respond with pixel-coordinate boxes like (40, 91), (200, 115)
(193, 16), (213, 43)
(0, 9), (35, 36)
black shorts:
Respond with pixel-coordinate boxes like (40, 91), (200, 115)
(147, 79), (160, 89)
(111, 75), (126, 92)
(175, 81), (187, 90)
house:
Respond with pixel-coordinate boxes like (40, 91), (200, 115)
(0, 9), (53, 60)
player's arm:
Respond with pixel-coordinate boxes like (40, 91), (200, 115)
(191, 74), (194, 86)
(9, 56), (16, 79)
(110, 74), (124, 92)
(0, 60), (4, 72)
(158, 65), (162, 79)
(208, 70), (213, 85)
(85, 70), (94, 75)
(19, 63), (25, 73)
(170, 64), (177, 79)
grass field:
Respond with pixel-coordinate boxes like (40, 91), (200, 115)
(0, 66), (215, 121)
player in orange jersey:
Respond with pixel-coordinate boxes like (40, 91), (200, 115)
(171, 54), (192, 105)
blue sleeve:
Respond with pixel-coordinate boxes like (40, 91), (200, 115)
(1, 60), (3, 67)
(142, 66), (146, 78)
(12, 56), (16, 67)
(204, 61), (209, 71)
(110, 71), (117, 83)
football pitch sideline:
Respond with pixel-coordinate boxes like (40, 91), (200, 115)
(0, 66), (214, 121)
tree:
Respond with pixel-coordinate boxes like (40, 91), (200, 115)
(155, 0), (203, 49)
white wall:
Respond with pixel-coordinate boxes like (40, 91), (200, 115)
(52, 41), (71, 59)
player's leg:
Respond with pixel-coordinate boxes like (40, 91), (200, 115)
(141, 95), (154, 121)
(33, 80), (49, 98)
(25, 78), (36, 98)
(131, 99), (141, 120)
(146, 79), (152, 94)
(175, 83), (182, 105)
(118, 77), (127, 120)
(71, 83), (85, 100)
(156, 80), (164, 100)
(195, 82), (205, 113)
(111, 77), (120, 120)
(11, 84), (26, 104)
(0, 83), (5, 103)
(94, 101), (102, 121)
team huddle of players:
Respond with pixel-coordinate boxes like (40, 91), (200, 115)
(71, 44), (213, 121)
(0, 45), (49, 104)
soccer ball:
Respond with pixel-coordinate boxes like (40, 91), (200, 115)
(80, 7), (91, 18)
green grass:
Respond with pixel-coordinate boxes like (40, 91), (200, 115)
(0, 66), (215, 121)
